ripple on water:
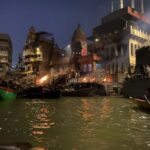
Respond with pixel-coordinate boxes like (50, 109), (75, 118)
(145, 141), (150, 146)
(0, 97), (150, 150)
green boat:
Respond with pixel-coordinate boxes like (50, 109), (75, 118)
(0, 86), (16, 101)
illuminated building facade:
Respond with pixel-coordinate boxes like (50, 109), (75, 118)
(22, 26), (55, 76)
(0, 34), (12, 76)
(71, 24), (95, 74)
(93, 0), (150, 83)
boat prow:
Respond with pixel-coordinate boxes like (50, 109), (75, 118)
(62, 87), (96, 97)
(0, 86), (16, 101)
(130, 97), (150, 110)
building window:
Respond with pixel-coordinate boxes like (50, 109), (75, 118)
(135, 44), (137, 50)
(117, 45), (121, 56)
(116, 63), (118, 73)
(106, 48), (109, 59)
(131, 43), (134, 56)
(115, 48), (118, 57)
(112, 64), (114, 73)
(83, 64), (87, 72)
(27, 66), (31, 71)
(121, 63), (124, 73)
(108, 64), (110, 74)
(108, 49), (111, 60)
(111, 47), (115, 58)
(88, 64), (92, 72)
(0, 65), (3, 71)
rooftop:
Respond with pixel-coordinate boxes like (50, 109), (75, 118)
(102, 7), (150, 25)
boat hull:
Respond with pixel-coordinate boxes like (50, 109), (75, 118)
(130, 98), (150, 109)
(23, 91), (61, 99)
(62, 87), (96, 97)
(20, 87), (61, 99)
(0, 87), (16, 101)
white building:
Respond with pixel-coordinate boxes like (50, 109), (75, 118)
(93, 0), (150, 83)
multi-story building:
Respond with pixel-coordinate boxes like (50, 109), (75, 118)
(71, 24), (97, 74)
(22, 26), (55, 76)
(0, 34), (13, 76)
(93, 0), (150, 83)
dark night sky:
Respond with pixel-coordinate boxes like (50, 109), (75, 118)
(0, 0), (149, 65)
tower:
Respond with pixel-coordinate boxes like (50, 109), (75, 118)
(119, 0), (124, 9)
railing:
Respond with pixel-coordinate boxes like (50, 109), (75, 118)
(23, 57), (42, 63)
(0, 59), (8, 63)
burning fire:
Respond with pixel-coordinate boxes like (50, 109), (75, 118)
(36, 75), (49, 85)
(82, 77), (88, 82)
(102, 75), (112, 83)
(81, 77), (96, 83)
(103, 78), (107, 82)
(40, 75), (48, 83)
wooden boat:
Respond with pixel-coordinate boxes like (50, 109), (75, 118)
(0, 86), (16, 101)
(62, 83), (97, 97)
(130, 96), (150, 109)
(20, 87), (61, 99)
(62, 86), (96, 97)
(0, 142), (32, 149)
(86, 82), (107, 96)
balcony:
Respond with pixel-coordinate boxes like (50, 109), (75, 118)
(0, 51), (8, 57)
(0, 59), (8, 63)
(24, 57), (42, 63)
(23, 51), (35, 57)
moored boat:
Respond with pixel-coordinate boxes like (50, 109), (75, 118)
(0, 86), (17, 101)
(86, 82), (107, 96)
(19, 87), (61, 99)
(62, 83), (97, 97)
(130, 96), (150, 110)
(62, 87), (96, 97)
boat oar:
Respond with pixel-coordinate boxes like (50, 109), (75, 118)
(144, 95), (150, 104)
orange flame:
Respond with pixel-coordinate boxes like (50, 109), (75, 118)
(103, 75), (113, 83)
(36, 75), (49, 86)
(81, 77), (96, 83)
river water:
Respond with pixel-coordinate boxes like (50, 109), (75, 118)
(0, 96), (150, 150)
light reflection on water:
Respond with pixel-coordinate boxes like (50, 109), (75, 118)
(25, 100), (55, 146)
(0, 97), (150, 149)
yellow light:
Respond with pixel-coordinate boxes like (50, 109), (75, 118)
(36, 47), (40, 51)
(103, 78), (107, 82)
(40, 75), (48, 84)
(83, 77), (88, 82)
(95, 38), (99, 42)
(36, 75), (49, 85)
(67, 44), (71, 49)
